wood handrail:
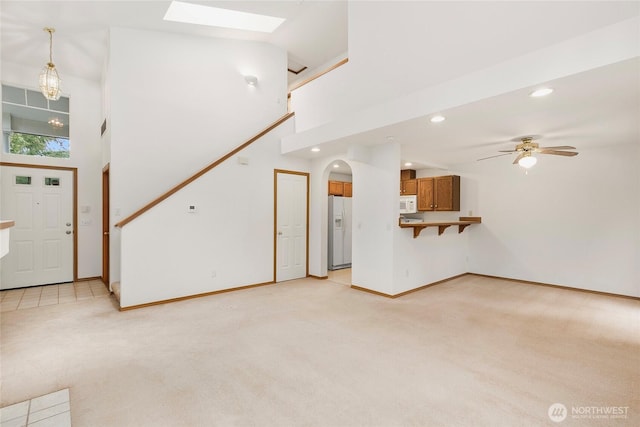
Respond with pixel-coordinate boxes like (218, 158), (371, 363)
(116, 112), (295, 228)
(288, 58), (349, 92)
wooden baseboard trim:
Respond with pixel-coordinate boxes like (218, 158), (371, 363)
(350, 285), (395, 298)
(393, 273), (468, 298)
(119, 281), (276, 311)
(351, 273), (468, 299)
(468, 273), (640, 301)
(308, 275), (329, 280)
(76, 276), (102, 282)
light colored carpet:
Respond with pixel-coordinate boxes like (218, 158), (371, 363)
(1, 275), (638, 426)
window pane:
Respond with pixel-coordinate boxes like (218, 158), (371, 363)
(44, 177), (61, 186)
(2, 85), (26, 104)
(15, 176), (32, 185)
(49, 96), (69, 113)
(26, 90), (48, 109)
(8, 132), (70, 158)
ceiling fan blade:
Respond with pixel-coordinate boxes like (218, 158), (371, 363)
(513, 153), (525, 165)
(538, 149), (579, 157)
(498, 149), (518, 153)
(538, 145), (576, 150)
(477, 153), (513, 161)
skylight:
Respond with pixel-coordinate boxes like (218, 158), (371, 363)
(164, 1), (285, 33)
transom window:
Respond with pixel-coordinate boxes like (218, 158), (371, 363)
(2, 84), (70, 158)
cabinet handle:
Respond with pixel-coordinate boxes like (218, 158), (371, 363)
(435, 205), (438, 208)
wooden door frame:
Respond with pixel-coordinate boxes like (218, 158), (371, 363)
(273, 169), (310, 282)
(0, 161), (78, 281)
(102, 163), (110, 286)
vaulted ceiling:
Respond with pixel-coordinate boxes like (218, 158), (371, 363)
(0, 1), (348, 84)
(2, 1), (638, 169)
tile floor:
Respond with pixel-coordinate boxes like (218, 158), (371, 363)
(0, 280), (109, 313)
(0, 389), (71, 427)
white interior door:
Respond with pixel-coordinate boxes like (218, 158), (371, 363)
(276, 171), (307, 282)
(1, 166), (74, 289)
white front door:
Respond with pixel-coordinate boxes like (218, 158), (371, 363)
(275, 171), (308, 282)
(0, 166), (74, 289)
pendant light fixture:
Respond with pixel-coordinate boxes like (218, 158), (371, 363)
(39, 27), (62, 101)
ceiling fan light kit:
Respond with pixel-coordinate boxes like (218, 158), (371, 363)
(518, 153), (537, 168)
(478, 136), (578, 168)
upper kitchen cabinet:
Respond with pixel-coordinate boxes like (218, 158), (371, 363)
(328, 180), (352, 197)
(400, 169), (416, 181)
(400, 179), (417, 195)
(343, 182), (352, 197)
(417, 175), (460, 211)
(400, 169), (417, 195)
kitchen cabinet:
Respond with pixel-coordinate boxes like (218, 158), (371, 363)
(329, 181), (343, 195)
(400, 169), (417, 195)
(417, 175), (460, 211)
(400, 179), (417, 195)
(401, 169), (416, 181)
(343, 182), (352, 197)
(328, 180), (352, 197)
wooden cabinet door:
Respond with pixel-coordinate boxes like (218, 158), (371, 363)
(434, 175), (460, 211)
(417, 178), (434, 211)
(400, 179), (417, 195)
(328, 181), (344, 196)
(343, 182), (352, 197)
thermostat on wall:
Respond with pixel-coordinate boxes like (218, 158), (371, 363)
(188, 205), (197, 213)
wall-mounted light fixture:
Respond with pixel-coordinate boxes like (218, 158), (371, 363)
(244, 75), (258, 86)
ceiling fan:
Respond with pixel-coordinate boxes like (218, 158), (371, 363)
(478, 136), (578, 168)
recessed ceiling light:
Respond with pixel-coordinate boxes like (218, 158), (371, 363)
(430, 115), (445, 123)
(529, 88), (553, 97)
(164, 1), (285, 33)
(404, 162), (412, 167)
(333, 164), (340, 168)
(310, 147), (320, 152)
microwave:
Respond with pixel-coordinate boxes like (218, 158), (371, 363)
(399, 195), (417, 214)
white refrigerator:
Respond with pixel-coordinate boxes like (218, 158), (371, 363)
(328, 196), (352, 270)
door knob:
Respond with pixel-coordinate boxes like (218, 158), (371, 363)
(66, 230), (72, 235)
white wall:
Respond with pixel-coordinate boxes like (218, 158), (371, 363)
(285, 16), (639, 154)
(392, 169), (477, 294)
(1, 62), (103, 279)
(109, 27), (288, 284)
(348, 144), (399, 295)
(120, 120), (309, 307)
(308, 144), (399, 295)
(462, 142), (640, 297)
(328, 172), (352, 182)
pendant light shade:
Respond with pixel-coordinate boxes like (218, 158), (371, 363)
(39, 28), (62, 101)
